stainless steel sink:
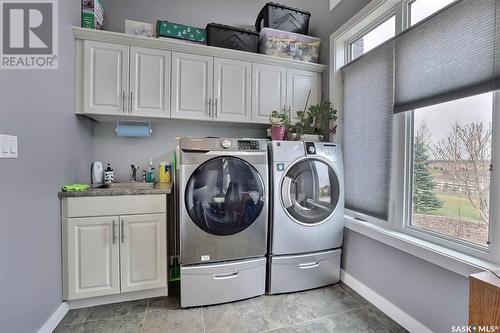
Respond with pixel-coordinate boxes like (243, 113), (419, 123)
(94, 182), (154, 190)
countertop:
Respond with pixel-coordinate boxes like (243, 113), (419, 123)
(58, 182), (172, 198)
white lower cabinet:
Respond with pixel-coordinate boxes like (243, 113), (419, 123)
(62, 195), (167, 301)
(67, 216), (120, 300)
(120, 214), (167, 292)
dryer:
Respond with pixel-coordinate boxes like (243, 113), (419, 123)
(268, 141), (344, 294)
(178, 137), (269, 307)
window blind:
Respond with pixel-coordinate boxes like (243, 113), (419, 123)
(394, 0), (499, 113)
(496, 0), (500, 90)
(341, 41), (394, 220)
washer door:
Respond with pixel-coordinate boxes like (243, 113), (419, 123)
(185, 157), (265, 236)
(281, 158), (340, 225)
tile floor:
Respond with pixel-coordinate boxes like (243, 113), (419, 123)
(54, 282), (407, 333)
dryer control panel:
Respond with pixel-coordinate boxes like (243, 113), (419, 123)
(305, 142), (316, 155)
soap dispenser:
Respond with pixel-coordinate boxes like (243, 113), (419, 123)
(104, 163), (114, 184)
(147, 159), (156, 183)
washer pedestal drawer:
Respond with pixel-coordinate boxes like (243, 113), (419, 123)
(181, 257), (266, 307)
(269, 249), (341, 294)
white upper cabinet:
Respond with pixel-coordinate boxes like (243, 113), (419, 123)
(120, 214), (167, 292)
(252, 63), (286, 124)
(171, 52), (213, 120)
(130, 47), (171, 118)
(67, 216), (120, 300)
(214, 58), (252, 123)
(286, 69), (321, 124)
(75, 29), (325, 124)
(84, 41), (129, 115)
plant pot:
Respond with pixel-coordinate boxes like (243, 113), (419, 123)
(271, 127), (286, 140)
(287, 132), (324, 142)
(287, 132), (300, 141)
(301, 134), (323, 142)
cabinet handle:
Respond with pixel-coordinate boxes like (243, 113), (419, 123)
(122, 91), (126, 113)
(208, 98), (212, 118)
(112, 220), (116, 244)
(214, 98), (218, 118)
(121, 220), (124, 243)
(129, 91), (133, 114)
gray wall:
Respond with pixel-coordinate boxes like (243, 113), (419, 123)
(342, 230), (469, 332)
(0, 1), (93, 332)
(93, 121), (266, 181)
(101, 0), (371, 101)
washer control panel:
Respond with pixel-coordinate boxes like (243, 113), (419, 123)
(221, 139), (232, 149)
(238, 140), (261, 150)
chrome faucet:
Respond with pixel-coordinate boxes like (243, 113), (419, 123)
(131, 165), (139, 182)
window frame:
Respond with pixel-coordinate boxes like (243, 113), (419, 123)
(346, 11), (398, 62)
(331, 0), (500, 265)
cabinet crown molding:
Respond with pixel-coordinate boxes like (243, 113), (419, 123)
(73, 27), (326, 74)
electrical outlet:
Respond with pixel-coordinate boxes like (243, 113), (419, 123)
(0, 135), (18, 159)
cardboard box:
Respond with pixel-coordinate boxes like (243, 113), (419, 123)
(81, 0), (104, 30)
(125, 20), (154, 37)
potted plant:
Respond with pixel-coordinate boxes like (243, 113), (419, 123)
(269, 109), (290, 140)
(288, 101), (337, 141)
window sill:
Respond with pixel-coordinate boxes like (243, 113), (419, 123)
(344, 215), (500, 277)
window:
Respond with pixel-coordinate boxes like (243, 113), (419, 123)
(350, 15), (396, 61)
(409, 0), (457, 26)
(332, 0), (500, 266)
(410, 93), (493, 246)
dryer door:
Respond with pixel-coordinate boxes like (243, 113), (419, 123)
(185, 156), (265, 236)
(281, 158), (340, 225)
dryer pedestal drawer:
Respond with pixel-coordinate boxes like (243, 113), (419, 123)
(181, 257), (266, 307)
(269, 249), (341, 294)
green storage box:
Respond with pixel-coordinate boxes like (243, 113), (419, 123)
(156, 21), (206, 43)
(81, 0), (104, 30)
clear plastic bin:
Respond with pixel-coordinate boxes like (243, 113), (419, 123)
(258, 28), (320, 63)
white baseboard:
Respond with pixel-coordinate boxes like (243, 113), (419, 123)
(340, 269), (434, 333)
(68, 287), (168, 309)
(37, 302), (69, 333)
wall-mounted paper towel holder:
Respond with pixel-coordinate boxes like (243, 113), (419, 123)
(115, 121), (152, 137)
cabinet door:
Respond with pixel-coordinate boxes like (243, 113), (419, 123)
(252, 64), (286, 124)
(214, 58), (251, 122)
(120, 214), (167, 292)
(83, 41), (129, 115)
(130, 47), (171, 118)
(67, 216), (120, 299)
(286, 69), (320, 124)
(171, 52), (213, 120)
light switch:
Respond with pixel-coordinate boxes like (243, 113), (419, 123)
(1, 136), (8, 154)
(0, 134), (18, 159)
(9, 136), (17, 156)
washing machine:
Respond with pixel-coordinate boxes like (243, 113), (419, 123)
(178, 137), (268, 307)
(268, 141), (344, 294)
